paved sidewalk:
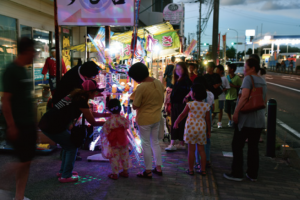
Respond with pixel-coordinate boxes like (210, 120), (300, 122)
(210, 116), (300, 200)
(1, 116), (300, 200)
(0, 141), (218, 200)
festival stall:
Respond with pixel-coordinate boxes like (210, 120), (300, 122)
(68, 22), (181, 84)
(51, 0), (146, 162)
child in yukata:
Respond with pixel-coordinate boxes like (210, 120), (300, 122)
(102, 99), (131, 180)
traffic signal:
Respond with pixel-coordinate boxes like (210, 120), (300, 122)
(201, 43), (209, 46)
(231, 42), (237, 45)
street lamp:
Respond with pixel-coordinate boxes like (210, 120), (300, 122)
(228, 28), (238, 61)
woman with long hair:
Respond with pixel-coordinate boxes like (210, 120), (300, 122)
(165, 62), (192, 151)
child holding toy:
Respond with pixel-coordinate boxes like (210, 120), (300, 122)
(174, 84), (211, 176)
(102, 99), (131, 180)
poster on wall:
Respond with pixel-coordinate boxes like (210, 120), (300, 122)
(57, 0), (134, 26)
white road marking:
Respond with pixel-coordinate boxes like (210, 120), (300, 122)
(266, 82), (300, 93)
(277, 119), (300, 139)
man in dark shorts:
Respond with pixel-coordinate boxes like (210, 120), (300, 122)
(225, 63), (242, 127)
(1, 37), (37, 200)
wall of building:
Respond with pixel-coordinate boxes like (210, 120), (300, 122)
(0, 0), (54, 33)
(139, 0), (164, 26)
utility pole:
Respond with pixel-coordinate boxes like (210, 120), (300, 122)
(197, 1), (202, 61)
(212, 0), (220, 64)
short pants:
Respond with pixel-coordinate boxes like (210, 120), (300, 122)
(225, 99), (237, 115)
(9, 124), (37, 162)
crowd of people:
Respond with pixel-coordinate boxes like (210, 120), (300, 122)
(1, 37), (267, 200)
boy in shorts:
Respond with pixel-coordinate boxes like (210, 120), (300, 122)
(225, 64), (242, 127)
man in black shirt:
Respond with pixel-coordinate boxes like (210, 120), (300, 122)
(52, 61), (100, 104)
(1, 37), (36, 200)
(164, 56), (176, 88)
(204, 62), (222, 100)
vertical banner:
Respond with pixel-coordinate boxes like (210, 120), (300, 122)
(222, 34), (226, 63)
(184, 39), (197, 57)
(217, 33), (220, 65)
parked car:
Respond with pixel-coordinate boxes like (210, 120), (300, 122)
(232, 62), (245, 78)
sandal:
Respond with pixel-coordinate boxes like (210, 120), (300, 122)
(108, 174), (118, 180)
(194, 163), (201, 170)
(198, 171), (206, 176)
(152, 167), (163, 176)
(186, 169), (194, 176)
(137, 170), (152, 179)
(119, 171), (129, 178)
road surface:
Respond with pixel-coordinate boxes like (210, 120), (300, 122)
(266, 72), (300, 148)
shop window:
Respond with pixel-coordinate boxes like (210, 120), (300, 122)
(0, 14), (17, 91)
(20, 25), (34, 86)
(152, 0), (172, 13)
(33, 29), (50, 92)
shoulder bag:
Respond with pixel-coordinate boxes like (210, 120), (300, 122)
(70, 116), (87, 148)
(240, 75), (265, 113)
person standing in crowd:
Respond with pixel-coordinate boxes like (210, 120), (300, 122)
(1, 37), (37, 200)
(102, 99), (131, 180)
(164, 56), (176, 88)
(187, 76), (214, 170)
(42, 47), (67, 96)
(249, 54), (266, 143)
(52, 61), (100, 104)
(38, 80), (104, 183)
(165, 62), (192, 151)
(224, 58), (267, 182)
(128, 63), (164, 179)
(188, 63), (198, 82)
(225, 64), (242, 127)
(281, 60), (286, 72)
(289, 60), (294, 73)
(173, 84), (211, 176)
(203, 62), (222, 131)
(212, 65), (230, 128)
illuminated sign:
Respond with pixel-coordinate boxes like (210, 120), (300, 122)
(57, 0), (134, 26)
(163, 3), (184, 25)
(245, 29), (255, 44)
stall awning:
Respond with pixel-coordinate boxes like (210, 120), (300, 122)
(68, 22), (176, 52)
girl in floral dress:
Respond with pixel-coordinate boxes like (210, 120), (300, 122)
(174, 84), (211, 176)
(102, 99), (131, 180)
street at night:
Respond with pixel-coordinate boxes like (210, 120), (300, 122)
(1, 0), (300, 200)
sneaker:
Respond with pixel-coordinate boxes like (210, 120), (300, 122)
(175, 144), (186, 150)
(58, 175), (79, 183)
(246, 173), (257, 182)
(223, 173), (243, 181)
(165, 145), (177, 151)
(56, 171), (78, 178)
(228, 121), (233, 127)
(217, 122), (222, 129)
